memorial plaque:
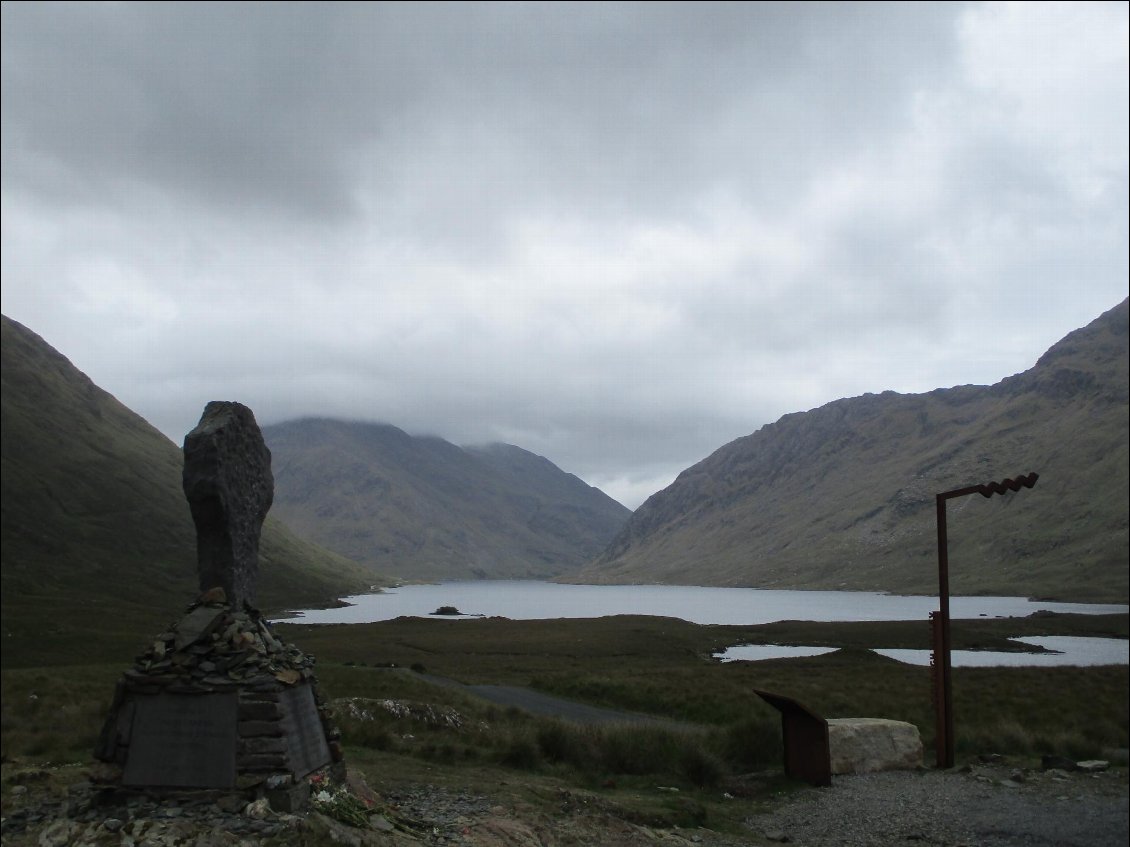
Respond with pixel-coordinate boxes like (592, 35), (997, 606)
(279, 685), (331, 778)
(122, 694), (238, 788)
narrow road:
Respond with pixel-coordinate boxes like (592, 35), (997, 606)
(411, 670), (682, 726)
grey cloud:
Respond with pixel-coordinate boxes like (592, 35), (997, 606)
(2, 2), (1126, 509)
(2, 2), (959, 230)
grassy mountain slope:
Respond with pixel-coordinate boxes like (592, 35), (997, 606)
(264, 420), (631, 582)
(1, 316), (379, 666)
(578, 299), (1129, 603)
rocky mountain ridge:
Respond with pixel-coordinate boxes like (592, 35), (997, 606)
(579, 299), (1129, 603)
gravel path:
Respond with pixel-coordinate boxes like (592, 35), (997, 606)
(744, 763), (1128, 847)
(3, 761), (1125, 846)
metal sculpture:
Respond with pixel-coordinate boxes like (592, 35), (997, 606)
(933, 472), (1038, 768)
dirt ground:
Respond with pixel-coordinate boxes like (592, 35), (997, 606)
(2, 757), (1127, 847)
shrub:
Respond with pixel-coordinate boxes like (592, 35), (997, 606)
(349, 722), (395, 751)
(679, 744), (725, 787)
(499, 732), (542, 770)
(536, 721), (588, 766)
(601, 725), (680, 775)
(421, 741), (458, 764)
(717, 715), (782, 772)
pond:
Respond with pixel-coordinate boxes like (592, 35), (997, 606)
(715, 636), (1129, 666)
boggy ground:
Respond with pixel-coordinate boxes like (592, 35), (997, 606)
(2, 613), (1126, 845)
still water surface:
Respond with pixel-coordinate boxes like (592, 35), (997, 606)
(279, 580), (1126, 626)
(279, 581), (1128, 668)
(716, 636), (1129, 666)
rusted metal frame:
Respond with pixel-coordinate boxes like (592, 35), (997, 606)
(933, 472), (1038, 769)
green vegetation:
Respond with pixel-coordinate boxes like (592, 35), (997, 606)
(328, 681), (765, 790)
(3, 614), (1125, 834)
(281, 614), (1128, 761)
(0, 664), (120, 764)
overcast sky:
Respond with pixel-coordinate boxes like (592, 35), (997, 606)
(2, 2), (1127, 509)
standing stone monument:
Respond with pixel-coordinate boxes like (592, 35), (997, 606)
(183, 401), (274, 609)
(94, 402), (339, 808)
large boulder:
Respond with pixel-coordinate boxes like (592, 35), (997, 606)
(827, 718), (922, 774)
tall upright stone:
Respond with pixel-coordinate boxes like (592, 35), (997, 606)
(94, 401), (340, 802)
(182, 401), (274, 608)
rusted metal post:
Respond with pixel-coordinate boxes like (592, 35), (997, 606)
(934, 498), (955, 769)
(933, 472), (1038, 769)
(929, 610), (946, 768)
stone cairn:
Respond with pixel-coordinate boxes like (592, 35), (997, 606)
(94, 402), (340, 811)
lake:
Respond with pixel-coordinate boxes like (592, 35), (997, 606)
(277, 581), (1128, 668)
(278, 580), (1126, 626)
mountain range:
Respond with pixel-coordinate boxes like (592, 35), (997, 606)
(263, 419), (631, 582)
(2, 296), (1126, 670)
(577, 299), (1129, 603)
(0, 315), (630, 664)
(0, 316), (388, 664)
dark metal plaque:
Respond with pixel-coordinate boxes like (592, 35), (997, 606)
(122, 694), (238, 788)
(279, 685), (331, 778)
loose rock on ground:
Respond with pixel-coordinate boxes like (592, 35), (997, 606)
(747, 761), (1128, 847)
(2, 760), (1126, 846)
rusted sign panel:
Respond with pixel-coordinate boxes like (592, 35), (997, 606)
(755, 689), (831, 787)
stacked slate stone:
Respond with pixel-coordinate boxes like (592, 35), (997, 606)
(93, 402), (339, 809)
(125, 588), (319, 692)
(95, 587), (342, 802)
